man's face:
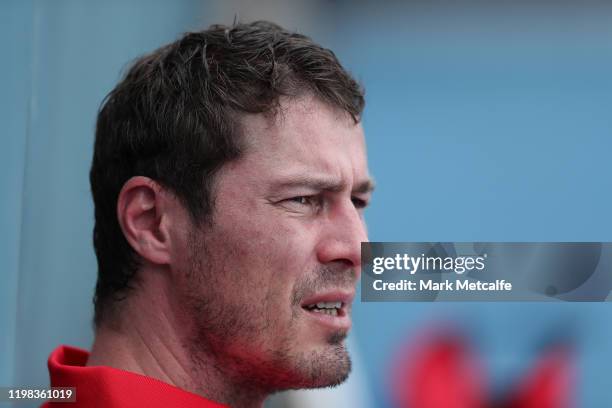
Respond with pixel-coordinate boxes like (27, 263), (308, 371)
(174, 96), (372, 391)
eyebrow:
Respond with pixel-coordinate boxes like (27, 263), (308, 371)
(353, 178), (376, 194)
(270, 175), (376, 195)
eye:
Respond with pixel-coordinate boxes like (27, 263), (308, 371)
(351, 196), (368, 209)
(289, 196), (314, 206)
(281, 195), (322, 212)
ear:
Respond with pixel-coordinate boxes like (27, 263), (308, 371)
(117, 176), (172, 265)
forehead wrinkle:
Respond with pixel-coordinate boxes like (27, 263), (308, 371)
(268, 173), (375, 196)
(235, 96), (371, 196)
(268, 174), (345, 194)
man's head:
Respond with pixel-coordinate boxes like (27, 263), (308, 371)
(90, 21), (372, 394)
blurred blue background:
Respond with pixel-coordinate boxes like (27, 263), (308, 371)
(2, 0), (612, 407)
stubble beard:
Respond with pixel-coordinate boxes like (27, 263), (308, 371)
(181, 230), (353, 395)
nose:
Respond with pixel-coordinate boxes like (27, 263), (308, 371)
(316, 200), (368, 278)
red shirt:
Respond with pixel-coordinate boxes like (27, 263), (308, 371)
(42, 345), (227, 408)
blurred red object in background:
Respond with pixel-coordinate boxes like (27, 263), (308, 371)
(504, 344), (574, 408)
(390, 328), (573, 408)
(391, 330), (487, 408)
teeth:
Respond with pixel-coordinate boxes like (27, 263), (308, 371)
(313, 301), (342, 309)
(304, 300), (344, 316)
(312, 308), (338, 316)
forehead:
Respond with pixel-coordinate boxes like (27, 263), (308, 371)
(235, 96), (370, 187)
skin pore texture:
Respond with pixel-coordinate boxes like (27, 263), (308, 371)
(87, 95), (373, 408)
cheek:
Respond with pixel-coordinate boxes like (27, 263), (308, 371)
(213, 215), (317, 307)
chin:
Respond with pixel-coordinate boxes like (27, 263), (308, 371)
(303, 353), (351, 389)
(255, 329), (353, 392)
(289, 338), (353, 390)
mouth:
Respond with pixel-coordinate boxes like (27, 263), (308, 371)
(303, 301), (345, 316)
(300, 292), (354, 331)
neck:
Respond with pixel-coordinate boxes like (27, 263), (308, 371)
(87, 267), (267, 408)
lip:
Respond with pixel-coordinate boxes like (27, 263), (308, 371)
(300, 290), (355, 331)
(301, 291), (355, 307)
